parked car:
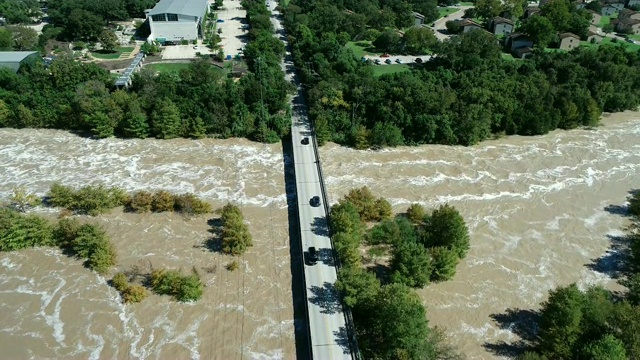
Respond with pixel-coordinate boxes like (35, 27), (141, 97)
(301, 137), (309, 145)
(307, 247), (318, 265)
(216, 19), (224, 23)
(193, 45), (199, 50)
(415, 57), (423, 63)
(380, 53), (390, 58)
(626, 38), (635, 43)
(385, 59), (392, 64)
(395, 58), (402, 64)
(310, 196), (321, 207)
(374, 59), (381, 64)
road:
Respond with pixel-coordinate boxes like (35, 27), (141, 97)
(268, 1), (355, 359)
(432, 6), (472, 41)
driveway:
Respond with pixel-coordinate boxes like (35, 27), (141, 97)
(432, 6), (473, 41)
(214, 0), (248, 57)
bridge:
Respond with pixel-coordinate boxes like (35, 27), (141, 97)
(268, 3), (360, 360)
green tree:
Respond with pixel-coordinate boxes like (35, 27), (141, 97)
(98, 29), (119, 52)
(187, 116), (207, 139)
(0, 29), (13, 50)
(85, 111), (116, 138)
(403, 26), (437, 55)
(429, 246), (459, 282)
(7, 26), (38, 51)
(581, 334), (626, 360)
(152, 98), (182, 139)
(475, 0), (503, 20)
(357, 283), (431, 359)
(406, 203), (426, 225)
(537, 284), (585, 359)
(521, 15), (556, 49)
(390, 240), (433, 288)
(333, 231), (362, 266)
(421, 204), (470, 258)
(219, 203), (253, 255)
(373, 29), (402, 54)
(0, 209), (55, 251)
(330, 201), (365, 236)
(335, 266), (380, 308)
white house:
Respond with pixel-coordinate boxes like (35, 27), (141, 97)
(147, 0), (209, 43)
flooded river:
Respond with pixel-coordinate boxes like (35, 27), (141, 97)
(0, 111), (639, 359)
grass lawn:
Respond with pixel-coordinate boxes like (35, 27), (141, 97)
(91, 47), (135, 60)
(598, 13), (618, 27)
(372, 64), (411, 76)
(501, 53), (517, 61)
(438, 7), (458, 18)
(144, 63), (193, 74)
(580, 38), (640, 52)
(630, 34), (640, 40)
(460, 2), (474, 5)
(346, 40), (377, 58)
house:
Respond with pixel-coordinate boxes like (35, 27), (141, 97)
(619, 8), (640, 20)
(588, 10), (602, 24)
(413, 12), (425, 26)
(601, 5), (619, 15)
(586, 30), (603, 43)
(0, 51), (40, 72)
(458, 19), (483, 32)
(539, 0), (550, 6)
(575, 0), (587, 9)
(146, 0), (209, 43)
(514, 46), (534, 59)
(506, 33), (534, 51)
(525, 7), (541, 18)
(558, 32), (580, 50)
(628, 0), (640, 7)
(491, 17), (514, 35)
(617, 17), (640, 33)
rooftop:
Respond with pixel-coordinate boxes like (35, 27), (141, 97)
(559, 32), (580, 39)
(493, 16), (514, 25)
(148, 0), (208, 17)
(0, 51), (38, 63)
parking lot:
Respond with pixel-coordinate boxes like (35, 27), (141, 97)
(213, 0), (248, 57)
(363, 54), (433, 65)
(161, 44), (212, 59)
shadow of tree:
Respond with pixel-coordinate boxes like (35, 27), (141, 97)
(482, 308), (540, 357)
(604, 189), (640, 217)
(318, 247), (336, 267)
(367, 263), (392, 285)
(585, 234), (631, 279)
(308, 281), (342, 314)
(311, 216), (330, 236)
(204, 217), (224, 252)
(333, 326), (352, 354)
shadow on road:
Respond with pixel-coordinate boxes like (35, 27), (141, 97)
(308, 281), (342, 314)
(311, 216), (330, 236)
(282, 134), (312, 360)
(334, 326), (352, 354)
(482, 308), (539, 358)
(318, 247), (336, 267)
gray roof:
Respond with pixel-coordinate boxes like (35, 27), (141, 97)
(148, 0), (208, 17)
(0, 51), (38, 63)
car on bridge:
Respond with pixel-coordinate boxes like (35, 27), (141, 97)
(307, 247), (318, 265)
(302, 137), (309, 145)
(310, 196), (321, 207)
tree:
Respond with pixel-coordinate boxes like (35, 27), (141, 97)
(98, 29), (118, 52)
(429, 246), (459, 282)
(521, 15), (556, 48)
(140, 41), (161, 55)
(403, 25), (437, 55)
(373, 29), (402, 54)
(152, 98), (182, 139)
(9, 187), (40, 212)
(503, 0), (526, 19)
(406, 203), (426, 224)
(333, 231), (362, 266)
(219, 203), (253, 255)
(357, 283), (432, 359)
(475, 0), (503, 20)
(0, 29), (11, 50)
(537, 284), (585, 359)
(391, 240), (433, 288)
(7, 26), (38, 51)
(445, 20), (464, 34)
(581, 335), (627, 360)
(421, 204), (470, 258)
(335, 266), (380, 308)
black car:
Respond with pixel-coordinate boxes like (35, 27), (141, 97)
(310, 196), (321, 207)
(301, 137), (309, 145)
(308, 247), (318, 265)
(385, 59), (392, 64)
(415, 57), (423, 64)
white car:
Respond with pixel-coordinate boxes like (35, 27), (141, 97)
(193, 45), (199, 50)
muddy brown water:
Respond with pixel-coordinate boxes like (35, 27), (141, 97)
(0, 111), (639, 359)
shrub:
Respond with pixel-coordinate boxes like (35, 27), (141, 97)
(445, 20), (463, 34)
(421, 204), (470, 259)
(10, 187), (41, 212)
(53, 217), (81, 247)
(429, 246), (459, 282)
(47, 183), (75, 208)
(0, 209), (55, 251)
(69, 224), (116, 273)
(122, 284), (148, 303)
(129, 191), (153, 213)
(406, 203), (426, 224)
(150, 268), (203, 302)
(342, 187), (391, 222)
(219, 203), (253, 255)
(111, 272), (129, 292)
(152, 190), (175, 212)
(174, 193), (212, 215)
(226, 260), (239, 271)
